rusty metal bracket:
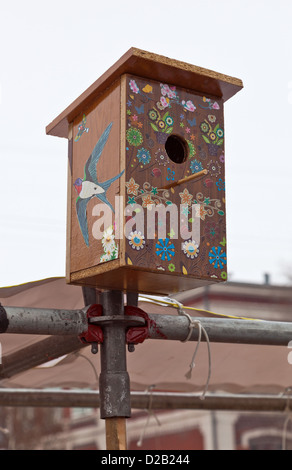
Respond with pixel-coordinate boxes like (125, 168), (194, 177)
(88, 305), (149, 352)
(78, 304), (103, 354)
(125, 305), (149, 349)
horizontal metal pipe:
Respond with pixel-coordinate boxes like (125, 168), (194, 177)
(148, 314), (292, 346)
(0, 388), (289, 412)
(0, 306), (88, 335)
(1, 305), (292, 346)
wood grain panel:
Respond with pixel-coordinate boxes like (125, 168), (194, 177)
(70, 81), (122, 274)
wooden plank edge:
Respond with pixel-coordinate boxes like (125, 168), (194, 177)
(46, 47), (243, 139)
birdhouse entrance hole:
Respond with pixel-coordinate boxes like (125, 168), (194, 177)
(165, 135), (188, 164)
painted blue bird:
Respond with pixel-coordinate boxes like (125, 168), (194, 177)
(74, 122), (124, 246)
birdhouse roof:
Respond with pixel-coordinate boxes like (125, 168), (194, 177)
(46, 47), (243, 138)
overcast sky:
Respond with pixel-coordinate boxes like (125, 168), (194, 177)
(0, 0), (292, 287)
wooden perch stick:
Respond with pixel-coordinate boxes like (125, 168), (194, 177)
(162, 169), (208, 190)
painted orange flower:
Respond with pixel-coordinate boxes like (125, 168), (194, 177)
(199, 205), (208, 221)
(179, 188), (193, 206)
(142, 194), (155, 208)
(125, 177), (139, 196)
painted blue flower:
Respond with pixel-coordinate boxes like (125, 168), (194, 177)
(156, 238), (175, 261)
(208, 246), (227, 269)
(190, 159), (203, 174)
(137, 148), (151, 165)
(216, 178), (225, 191)
(166, 167), (175, 181)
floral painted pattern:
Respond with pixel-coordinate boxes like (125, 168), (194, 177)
(182, 240), (200, 259)
(208, 246), (227, 269)
(100, 226), (119, 263)
(125, 75), (227, 281)
(128, 231), (145, 250)
(179, 188), (193, 206)
(126, 127), (143, 147)
(156, 239), (175, 261)
(137, 148), (151, 165)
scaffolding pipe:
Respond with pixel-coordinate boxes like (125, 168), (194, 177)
(1, 304), (292, 346)
(0, 305), (87, 336)
(0, 388), (289, 412)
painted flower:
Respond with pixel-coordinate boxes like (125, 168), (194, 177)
(129, 79), (139, 94)
(190, 159), (203, 174)
(126, 127), (143, 147)
(199, 205), (208, 220)
(100, 252), (111, 263)
(158, 119), (166, 129)
(166, 167), (175, 181)
(182, 100), (196, 112)
(168, 263), (175, 272)
(160, 84), (177, 99)
(155, 149), (169, 166)
(165, 116), (174, 126)
(148, 108), (159, 121)
(137, 147), (151, 165)
(216, 178), (225, 191)
(102, 226), (116, 250)
(212, 102), (220, 110)
(125, 177), (140, 196)
(208, 114), (216, 123)
(219, 153), (225, 163)
(208, 246), (227, 269)
(200, 121), (210, 133)
(142, 194), (155, 208)
(103, 244), (118, 261)
(221, 271), (227, 280)
(159, 96), (169, 109)
(156, 238), (175, 261)
(160, 84), (170, 96)
(179, 188), (193, 206)
(207, 160), (221, 177)
(182, 239), (200, 259)
(216, 128), (224, 138)
(128, 231), (145, 250)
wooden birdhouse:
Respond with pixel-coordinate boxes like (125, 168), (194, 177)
(46, 48), (243, 295)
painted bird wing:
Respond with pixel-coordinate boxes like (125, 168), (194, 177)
(84, 122), (113, 184)
(94, 193), (115, 213)
(96, 170), (125, 213)
(76, 197), (90, 246)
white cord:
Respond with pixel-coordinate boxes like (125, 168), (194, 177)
(176, 303), (212, 400)
(137, 385), (161, 447)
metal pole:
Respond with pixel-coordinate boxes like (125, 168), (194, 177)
(147, 315), (292, 346)
(0, 388), (290, 413)
(2, 305), (292, 346)
(0, 305), (87, 335)
(99, 291), (131, 450)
